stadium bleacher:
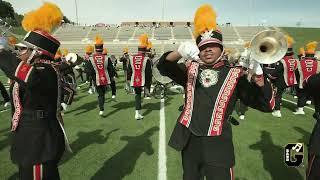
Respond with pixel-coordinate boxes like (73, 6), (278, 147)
(57, 23), (273, 57)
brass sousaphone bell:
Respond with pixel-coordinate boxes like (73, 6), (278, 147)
(65, 53), (84, 66)
(250, 30), (288, 64)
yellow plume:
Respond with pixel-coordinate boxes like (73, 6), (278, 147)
(306, 41), (318, 54)
(95, 35), (104, 45)
(139, 34), (148, 48)
(244, 41), (250, 48)
(123, 47), (129, 53)
(55, 48), (62, 59)
(85, 45), (94, 53)
(102, 48), (108, 54)
(286, 35), (294, 47)
(147, 41), (153, 49)
(22, 2), (63, 32)
(61, 48), (68, 56)
(299, 47), (305, 55)
(193, 4), (217, 38)
(8, 36), (17, 46)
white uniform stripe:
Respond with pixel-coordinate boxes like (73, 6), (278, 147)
(158, 98), (167, 180)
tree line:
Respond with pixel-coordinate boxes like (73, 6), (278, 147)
(0, 0), (72, 27)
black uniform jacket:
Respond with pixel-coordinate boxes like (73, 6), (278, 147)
(0, 50), (65, 166)
(157, 51), (274, 167)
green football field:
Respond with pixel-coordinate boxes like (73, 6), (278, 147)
(0, 70), (316, 180)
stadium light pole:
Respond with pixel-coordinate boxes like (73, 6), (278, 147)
(74, 0), (79, 25)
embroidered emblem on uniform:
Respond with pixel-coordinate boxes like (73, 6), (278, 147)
(201, 30), (213, 41)
(199, 69), (218, 88)
(135, 78), (140, 82)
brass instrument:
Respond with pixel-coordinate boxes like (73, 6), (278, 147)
(152, 59), (173, 85)
(249, 30), (288, 64)
(65, 53), (84, 66)
(0, 18), (20, 51)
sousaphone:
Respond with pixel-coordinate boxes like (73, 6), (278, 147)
(250, 30), (288, 64)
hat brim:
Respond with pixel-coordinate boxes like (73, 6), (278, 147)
(15, 43), (28, 48)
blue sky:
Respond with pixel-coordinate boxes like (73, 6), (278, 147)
(7, 0), (320, 27)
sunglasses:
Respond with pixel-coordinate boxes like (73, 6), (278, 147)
(15, 46), (28, 55)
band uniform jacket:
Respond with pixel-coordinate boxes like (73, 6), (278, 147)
(266, 54), (298, 89)
(296, 55), (320, 89)
(87, 54), (115, 86)
(0, 50), (66, 166)
(127, 54), (152, 87)
(157, 51), (274, 168)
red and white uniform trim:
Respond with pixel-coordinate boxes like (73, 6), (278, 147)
(130, 54), (147, 87)
(33, 164), (43, 180)
(15, 61), (33, 83)
(280, 57), (298, 86)
(180, 62), (199, 127)
(11, 82), (22, 131)
(91, 54), (111, 86)
(297, 58), (319, 88)
(208, 68), (241, 136)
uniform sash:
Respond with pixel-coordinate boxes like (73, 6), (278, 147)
(280, 56), (298, 86)
(91, 54), (110, 86)
(130, 54), (147, 87)
(298, 58), (319, 88)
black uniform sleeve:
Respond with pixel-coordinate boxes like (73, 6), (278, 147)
(305, 73), (320, 112)
(127, 60), (132, 81)
(0, 50), (46, 88)
(145, 59), (152, 83)
(157, 51), (187, 86)
(236, 75), (274, 112)
(61, 82), (75, 105)
(107, 58), (116, 78)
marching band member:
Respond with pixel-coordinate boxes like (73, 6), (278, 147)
(304, 73), (320, 180)
(103, 48), (117, 99)
(157, 4), (274, 179)
(0, 3), (70, 179)
(120, 47), (131, 92)
(83, 45), (95, 94)
(294, 41), (319, 115)
(127, 33), (152, 120)
(144, 41), (154, 99)
(88, 35), (114, 115)
(271, 35), (298, 118)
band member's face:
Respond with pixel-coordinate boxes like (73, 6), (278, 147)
(199, 45), (222, 64)
(17, 47), (31, 62)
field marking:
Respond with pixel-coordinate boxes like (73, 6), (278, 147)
(158, 98), (167, 180)
(282, 98), (315, 111)
(0, 109), (9, 113)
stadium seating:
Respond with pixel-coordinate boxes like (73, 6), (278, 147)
(56, 24), (272, 57)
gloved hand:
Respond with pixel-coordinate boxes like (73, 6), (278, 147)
(0, 36), (8, 50)
(177, 41), (200, 61)
(248, 59), (263, 75)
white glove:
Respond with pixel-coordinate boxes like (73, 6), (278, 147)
(249, 58), (263, 75)
(0, 36), (8, 50)
(177, 41), (200, 61)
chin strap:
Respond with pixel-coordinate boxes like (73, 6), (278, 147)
(26, 49), (37, 64)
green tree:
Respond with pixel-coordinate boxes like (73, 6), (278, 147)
(0, 0), (15, 19)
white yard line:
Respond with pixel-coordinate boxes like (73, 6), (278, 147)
(158, 98), (167, 180)
(0, 109), (9, 113)
(282, 98), (315, 111)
